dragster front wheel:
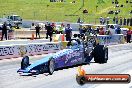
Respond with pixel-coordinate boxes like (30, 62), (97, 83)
(21, 56), (29, 69)
(47, 59), (55, 75)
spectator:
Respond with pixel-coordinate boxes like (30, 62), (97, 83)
(119, 17), (122, 26)
(105, 29), (111, 35)
(35, 24), (41, 39)
(115, 0), (119, 4)
(113, 17), (116, 24)
(100, 16), (103, 24)
(77, 17), (81, 23)
(51, 23), (56, 33)
(115, 4), (119, 7)
(8, 23), (12, 30)
(30, 23), (35, 30)
(72, 0), (76, 3)
(127, 18), (130, 26)
(65, 24), (72, 41)
(115, 26), (121, 34)
(115, 17), (118, 24)
(59, 23), (64, 34)
(61, 23), (64, 27)
(83, 9), (88, 14)
(87, 26), (95, 34)
(126, 0), (129, 3)
(61, 0), (64, 2)
(106, 16), (110, 24)
(1, 22), (8, 41)
(126, 28), (132, 43)
(45, 23), (53, 42)
(96, 26), (100, 34)
(130, 10), (132, 14)
(82, 27), (86, 34)
(110, 25), (115, 29)
(130, 18), (132, 26)
(123, 18), (127, 25)
(112, 0), (114, 4)
(32, 23), (35, 26)
(102, 17), (105, 24)
(79, 25), (83, 34)
(50, 0), (56, 2)
(0, 26), (2, 30)
(99, 27), (105, 35)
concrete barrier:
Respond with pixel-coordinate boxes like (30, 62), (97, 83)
(14, 29), (47, 39)
(97, 34), (124, 45)
(0, 30), (14, 40)
(53, 34), (66, 42)
(0, 42), (61, 59)
(0, 39), (50, 45)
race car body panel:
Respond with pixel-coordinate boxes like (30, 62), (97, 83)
(17, 55), (52, 74)
(17, 41), (86, 75)
(25, 55), (52, 72)
(53, 48), (84, 68)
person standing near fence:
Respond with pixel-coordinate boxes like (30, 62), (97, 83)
(45, 23), (53, 42)
(106, 16), (110, 24)
(79, 25), (84, 34)
(123, 17), (127, 25)
(99, 27), (105, 35)
(1, 22), (8, 41)
(102, 17), (105, 25)
(127, 18), (130, 26)
(51, 23), (56, 34)
(100, 16), (103, 24)
(115, 17), (118, 24)
(130, 18), (132, 26)
(105, 28), (111, 35)
(126, 28), (132, 43)
(113, 17), (115, 24)
(65, 24), (72, 41)
(115, 26), (121, 34)
(35, 24), (41, 39)
(59, 23), (64, 34)
(119, 17), (122, 26)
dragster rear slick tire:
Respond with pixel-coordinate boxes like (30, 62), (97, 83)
(93, 45), (108, 64)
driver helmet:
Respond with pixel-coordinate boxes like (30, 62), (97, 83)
(72, 40), (78, 46)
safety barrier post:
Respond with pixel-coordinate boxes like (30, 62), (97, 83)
(31, 32), (35, 40)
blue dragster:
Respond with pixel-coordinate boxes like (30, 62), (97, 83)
(17, 39), (108, 75)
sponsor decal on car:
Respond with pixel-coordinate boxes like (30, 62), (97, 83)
(65, 51), (81, 64)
